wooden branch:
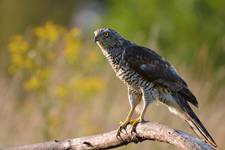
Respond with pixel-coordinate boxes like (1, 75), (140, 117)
(6, 122), (215, 150)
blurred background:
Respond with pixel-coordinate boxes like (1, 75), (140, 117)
(0, 0), (224, 149)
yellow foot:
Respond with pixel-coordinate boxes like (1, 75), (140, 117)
(130, 118), (143, 134)
(116, 120), (130, 137)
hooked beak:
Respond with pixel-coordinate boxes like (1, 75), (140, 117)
(94, 30), (100, 43)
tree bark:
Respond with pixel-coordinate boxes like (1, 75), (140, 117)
(5, 122), (214, 150)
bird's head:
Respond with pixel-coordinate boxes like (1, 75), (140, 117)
(94, 28), (127, 50)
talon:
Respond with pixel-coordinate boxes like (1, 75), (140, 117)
(116, 120), (130, 137)
(131, 126), (137, 134)
(119, 121), (124, 125)
(130, 118), (142, 134)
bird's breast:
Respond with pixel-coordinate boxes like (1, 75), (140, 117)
(114, 63), (150, 89)
(103, 51), (152, 90)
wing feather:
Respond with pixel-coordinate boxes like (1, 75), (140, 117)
(124, 45), (198, 107)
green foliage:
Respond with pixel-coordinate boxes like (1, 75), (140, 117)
(102, 0), (225, 76)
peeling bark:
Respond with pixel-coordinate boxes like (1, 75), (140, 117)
(5, 122), (215, 150)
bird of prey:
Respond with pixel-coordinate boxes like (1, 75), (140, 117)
(94, 28), (217, 147)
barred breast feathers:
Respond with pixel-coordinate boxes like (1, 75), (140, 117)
(99, 43), (156, 92)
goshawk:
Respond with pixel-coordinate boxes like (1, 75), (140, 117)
(94, 28), (217, 147)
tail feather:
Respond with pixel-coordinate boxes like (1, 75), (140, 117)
(176, 95), (217, 147)
(178, 87), (198, 108)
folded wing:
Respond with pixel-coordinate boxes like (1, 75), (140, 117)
(124, 45), (198, 107)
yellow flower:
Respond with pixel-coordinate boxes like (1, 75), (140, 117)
(23, 69), (50, 91)
(64, 28), (82, 64)
(8, 35), (29, 54)
(55, 85), (68, 98)
(64, 27), (81, 42)
(64, 41), (81, 63)
(69, 27), (81, 38)
(23, 75), (40, 91)
(12, 54), (24, 66)
(38, 68), (50, 80)
(35, 21), (64, 42)
(23, 57), (35, 69)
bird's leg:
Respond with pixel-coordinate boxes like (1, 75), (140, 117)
(131, 88), (154, 134)
(130, 103), (148, 134)
(119, 107), (135, 126)
(116, 107), (135, 136)
(116, 88), (142, 137)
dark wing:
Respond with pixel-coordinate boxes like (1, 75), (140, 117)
(124, 45), (198, 107)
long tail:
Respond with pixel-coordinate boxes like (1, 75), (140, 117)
(175, 94), (217, 148)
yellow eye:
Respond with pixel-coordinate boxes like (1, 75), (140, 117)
(103, 32), (109, 37)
